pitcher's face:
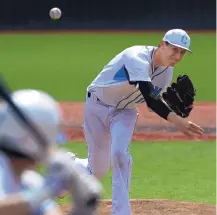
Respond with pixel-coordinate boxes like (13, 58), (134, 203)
(159, 41), (187, 67)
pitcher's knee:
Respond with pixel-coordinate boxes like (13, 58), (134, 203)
(111, 150), (128, 167)
(91, 165), (109, 179)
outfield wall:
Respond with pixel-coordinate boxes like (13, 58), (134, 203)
(0, 0), (215, 30)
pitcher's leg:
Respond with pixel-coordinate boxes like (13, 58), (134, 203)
(83, 101), (111, 179)
(110, 110), (138, 215)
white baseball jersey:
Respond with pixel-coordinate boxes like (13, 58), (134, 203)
(87, 46), (174, 109)
(0, 152), (58, 215)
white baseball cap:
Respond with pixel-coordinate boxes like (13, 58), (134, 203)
(162, 29), (192, 53)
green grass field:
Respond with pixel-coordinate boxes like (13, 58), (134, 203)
(0, 32), (216, 101)
(59, 141), (216, 204)
(0, 32), (215, 204)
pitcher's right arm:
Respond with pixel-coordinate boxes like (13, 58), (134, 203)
(123, 52), (203, 137)
(138, 81), (203, 137)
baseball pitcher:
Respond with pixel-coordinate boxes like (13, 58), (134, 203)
(70, 29), (204, 215)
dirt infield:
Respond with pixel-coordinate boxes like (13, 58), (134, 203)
(60, 101), (216, 215)
(60, 199), (216, 215)
(61, 102), (216, 142)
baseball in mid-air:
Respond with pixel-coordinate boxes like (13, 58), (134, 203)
(49, 7), (62, 20)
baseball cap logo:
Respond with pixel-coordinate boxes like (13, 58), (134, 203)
(181, 35), (188, 45)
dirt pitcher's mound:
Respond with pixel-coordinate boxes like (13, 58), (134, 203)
(60, 199), (216, 215)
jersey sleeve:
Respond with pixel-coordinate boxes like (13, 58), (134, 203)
(124, 54), (151, 82)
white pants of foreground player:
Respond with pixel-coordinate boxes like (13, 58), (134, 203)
(79, 93), (138, 215)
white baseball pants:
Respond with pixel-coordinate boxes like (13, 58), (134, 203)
(83, 93), (138, 215)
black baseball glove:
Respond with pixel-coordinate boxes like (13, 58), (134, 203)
(162, 75), (196, 118)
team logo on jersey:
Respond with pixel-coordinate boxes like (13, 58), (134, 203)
(150, 86), (162, 98)
(135, 86), (162, 104)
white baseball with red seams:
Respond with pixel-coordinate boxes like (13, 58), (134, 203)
(49, 7), (62, 20)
